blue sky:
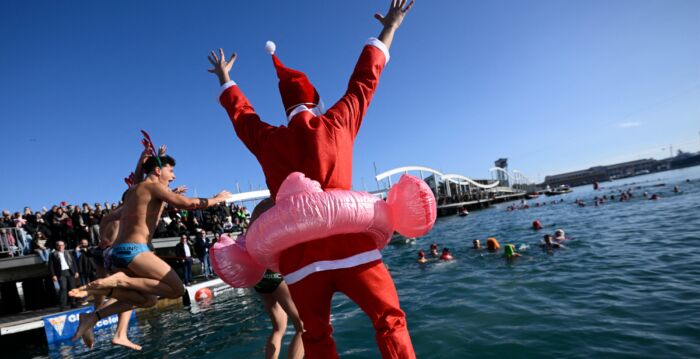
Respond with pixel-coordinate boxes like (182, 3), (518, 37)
(1, 0), (699, 211)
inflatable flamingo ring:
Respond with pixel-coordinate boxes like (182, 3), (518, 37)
(211, 172), (437, 288)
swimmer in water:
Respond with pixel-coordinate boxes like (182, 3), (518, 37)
(70, 153), (232, 349)
(472, 239), (481, 250)
(417, 250), (427, 264)
(486, 237), (500, 252)
(439, 248), (453, 261)
(540, 234), (562, 250)
(650, 193), (660, 200)
(553, 229), (567, 242)
(532, 220), (543, 230)
(430, 243), (439, 257)
(504, 244), (521, 260)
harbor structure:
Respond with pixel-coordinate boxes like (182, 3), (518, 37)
(544, 151), (700, 187)
(374, 164), (530, 217)
(494, 158), (509, 187)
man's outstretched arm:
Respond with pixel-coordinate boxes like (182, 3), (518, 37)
(208, 48), (274, 155)
(153, 184), (231, 210)
(325, 0), (415, 136)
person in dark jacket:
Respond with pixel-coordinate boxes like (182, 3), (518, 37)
(32, 213), (54, 247)
(174, 234), (194, 285)
(193, 230), (213, 279)
(167, 216), (188, 237)
(48, 240), (79, 310)
(74, 239), (97, 286)
(0, 210), (13, 228)
(50, 207), (71, 247)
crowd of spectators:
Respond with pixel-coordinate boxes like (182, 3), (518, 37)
(0, 201), (251, 260)
(2, 200), (251, 309)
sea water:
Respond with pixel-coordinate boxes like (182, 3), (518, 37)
(29, 166), (700, 358)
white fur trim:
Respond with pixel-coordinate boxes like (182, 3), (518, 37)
(287, 102), (324, 122)
(220, 80), (237, 92)
(365, 37), (390, 64)
(218, 80), (237, 102)
(283, 249), (382, 284)
(265, 41), (276, 55)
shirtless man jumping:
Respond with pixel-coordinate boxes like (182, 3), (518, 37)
(70, 154), (231, 347)
(72, 143), (187, 350)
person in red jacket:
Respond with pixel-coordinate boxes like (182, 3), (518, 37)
(208, 1), (415, 358)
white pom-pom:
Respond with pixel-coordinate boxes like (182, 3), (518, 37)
(265, 41), (276, 55)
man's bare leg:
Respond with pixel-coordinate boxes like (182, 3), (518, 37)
(92, 266), (109, 307)
(88, 252), (184, 299)
(273, 282), (304, 359)
(70, 277), (139, 350)
(90, 296), (140, 350)
(71, 300), (133, 346)
(111, 310), (140, 350)
(261, 294), (288, 359)
(70, 288), (157, 349)
(94, 294), (107, 310)
(72, 283), (153, 307)
(71, 252), (182, 350)
(71, 266), (124, 300)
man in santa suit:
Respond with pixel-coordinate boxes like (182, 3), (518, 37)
(208, 1), (415, 358)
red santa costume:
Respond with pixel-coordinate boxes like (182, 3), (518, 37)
(218, 38), (415, 359)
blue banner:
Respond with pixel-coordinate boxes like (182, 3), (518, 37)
(42, 305), (136, 344)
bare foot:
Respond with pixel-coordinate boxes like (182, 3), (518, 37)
(112, 336), (142, 351)
(71, 313), (97, 349)
(69, 286), (88, 298)
(70, 286), (110, 299)
(88, 272), (128, 290)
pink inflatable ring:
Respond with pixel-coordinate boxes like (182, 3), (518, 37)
(211, 172), (436, 287)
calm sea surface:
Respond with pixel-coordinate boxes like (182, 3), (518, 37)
(23, 167), (700, 358)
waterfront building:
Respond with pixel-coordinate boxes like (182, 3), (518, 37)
(544, 159), (657, 187)
(494, 158), (509, 187)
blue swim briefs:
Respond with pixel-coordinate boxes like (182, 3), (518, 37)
(110, 243), (150, 268)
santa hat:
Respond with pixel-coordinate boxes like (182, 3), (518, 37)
(266, 41), (324, 121)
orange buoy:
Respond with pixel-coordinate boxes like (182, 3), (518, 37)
(194, 287), (214, 302)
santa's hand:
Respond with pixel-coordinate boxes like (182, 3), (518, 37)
(375, 0), (414, 30)
(207, 48), (236, 85)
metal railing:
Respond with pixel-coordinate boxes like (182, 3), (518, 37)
(0, 227), (31, 257)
